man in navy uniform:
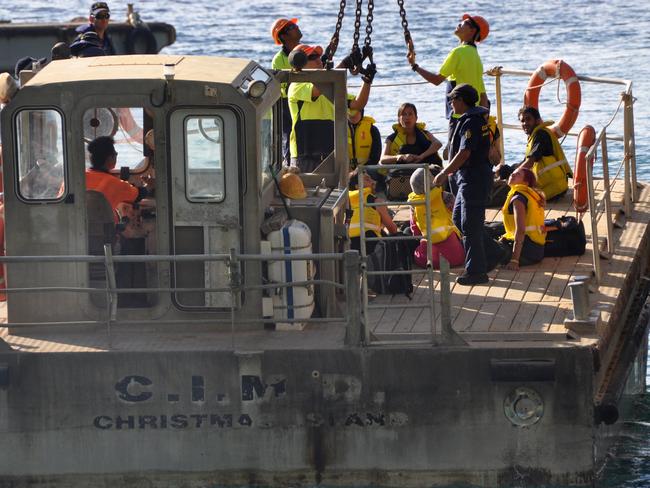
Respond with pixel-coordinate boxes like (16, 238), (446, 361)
(433, 83), (503, 285)
(75, 2), (115, 55)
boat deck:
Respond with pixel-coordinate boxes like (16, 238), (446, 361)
(369, 178), (649, 344)
(0, 178), (648, 353)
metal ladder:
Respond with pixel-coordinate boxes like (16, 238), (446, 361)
(356, 163), (464, 345)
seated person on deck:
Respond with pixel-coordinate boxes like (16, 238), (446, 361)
(348, 169), (397, 254)
(500, 167), (546, 271)
(380, 103), (442, 199)
(407, 167), (465, 269)
(499, 106), (572, 201)
(347, 108), (384, 192)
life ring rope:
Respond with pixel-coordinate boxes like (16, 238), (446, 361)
(524, 59), (581, 138)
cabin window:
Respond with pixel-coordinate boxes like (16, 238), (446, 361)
(260, 107), (274, 181)
(184, 116), (225, 202)
(82, 107), (150, 172)
(15, 109), (65, 200)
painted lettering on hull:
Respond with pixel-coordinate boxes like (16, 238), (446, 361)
(93, 414), (253, 430)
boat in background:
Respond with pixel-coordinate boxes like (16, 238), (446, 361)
(0, 3), (175, 74)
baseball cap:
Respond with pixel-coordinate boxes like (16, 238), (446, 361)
(447, 83), (479, 106)
(90, 2), (110, 16)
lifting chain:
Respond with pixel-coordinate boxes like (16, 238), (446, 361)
(349, 0), (375, 76)
(397, 0), (415, 61)
(323, 0), (347, 70)
(349, 0), (364, 75)
(363, 0), (374, 62)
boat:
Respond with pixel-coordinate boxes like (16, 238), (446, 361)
(0, 4), (176, 75)
(0, 48), (646, 487)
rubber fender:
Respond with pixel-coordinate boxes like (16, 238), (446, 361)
(594, 403), (619, 425)
(125, 25), (158, 54)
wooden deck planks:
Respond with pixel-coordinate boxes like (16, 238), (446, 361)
(365, 180), (650, 342)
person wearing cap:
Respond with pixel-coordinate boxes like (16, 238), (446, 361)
(408, 13), (489, 118)
(347, 108), (384, 191)
(70, 32), (106, 58)
(51, 42), (71, 61)
(271, 18), (303, 164)
(287, 44), (374, 173)
(76, 2), (115, 55)
(433, 83), (505, 285)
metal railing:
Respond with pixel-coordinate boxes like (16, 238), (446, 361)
(356, 162), (461, 345)
(0, 249), (370, 346)
(487, 67), (637, 283)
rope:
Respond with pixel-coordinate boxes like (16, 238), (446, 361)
(348, 79), (431, 88)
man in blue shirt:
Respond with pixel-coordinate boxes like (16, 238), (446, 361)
(434, 83), (504, 285)
(75, 2), (115, 56)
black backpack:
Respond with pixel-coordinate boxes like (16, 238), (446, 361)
(544, 216), (587, 257)
(366, 239), (414, 297)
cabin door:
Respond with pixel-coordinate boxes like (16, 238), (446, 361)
(3, 107), (86, 323)
(169, 109), (241, 309)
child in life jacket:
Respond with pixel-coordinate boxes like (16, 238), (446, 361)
(408, 167), (465, 269)
(348, 169), (397, 254)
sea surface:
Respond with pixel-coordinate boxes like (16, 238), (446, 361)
(0, 0), (649, 486)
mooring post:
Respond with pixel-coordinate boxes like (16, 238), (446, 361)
(344, 250), (363, 346)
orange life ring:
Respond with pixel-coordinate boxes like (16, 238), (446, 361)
(573, 125), (596, 213)
(524, 59), (581, 138)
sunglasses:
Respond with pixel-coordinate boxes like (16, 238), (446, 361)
(307, 52), (321, 61)
(95, 12), (110, 19)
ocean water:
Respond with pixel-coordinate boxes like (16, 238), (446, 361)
(0, 0), (649, 486)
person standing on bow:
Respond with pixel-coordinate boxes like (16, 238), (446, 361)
(433, 84), (504, 285)
(408, 13), (489, 118)
(76, 2), (115, 56)
(287, 44), (374, 173)
(513, 106), (572, 201)
(271, 18), (303, 164)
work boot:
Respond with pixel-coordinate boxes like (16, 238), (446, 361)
(456, 272), (489, 286)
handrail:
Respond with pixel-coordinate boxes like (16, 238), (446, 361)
(486, 66), (637, 284)
(355, 162), (457, 345)
(0, 249), (365, 345)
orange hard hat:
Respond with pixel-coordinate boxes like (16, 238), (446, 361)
(278, 173), (307, 199)
(271, 18), (298, 45)
(463, 14), (489, 42)
(292, 44), (323, 58)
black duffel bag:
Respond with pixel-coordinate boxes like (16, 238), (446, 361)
(544, 216), (586, 257)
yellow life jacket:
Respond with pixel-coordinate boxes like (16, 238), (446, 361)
(349, 187), (381, 238)
(501, 184), (547, 245)
(347, 116), (376, 168)
(487, 115), (499, 143)
(408, 188), (460, 244)
(526, 121), (572, 200)
(388, 122), (433, 155)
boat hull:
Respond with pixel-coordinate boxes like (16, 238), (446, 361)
(0, 22), (176, 74)
(0, 345), (597, 487)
